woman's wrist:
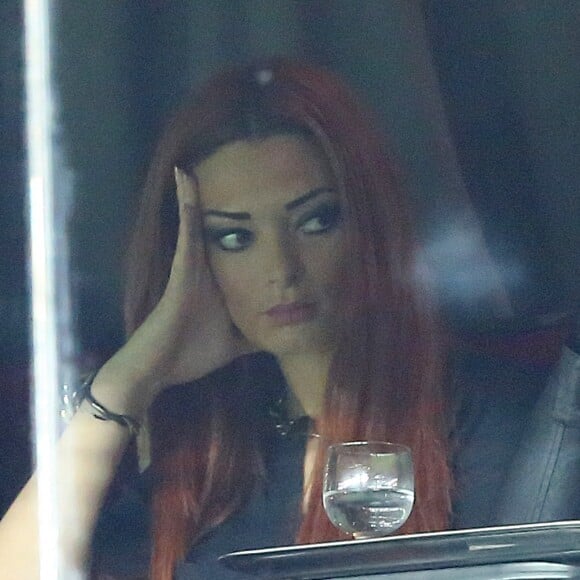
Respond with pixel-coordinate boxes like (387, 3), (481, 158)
(77, 374), (141, 437)
(88, 364), (159, 424)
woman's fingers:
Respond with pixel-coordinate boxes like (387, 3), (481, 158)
(175, 166), (200, 249)
(172, 167), (205, 284)
(174, 165), (196, 205)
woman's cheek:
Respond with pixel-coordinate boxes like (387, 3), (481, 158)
(210, 257), (260, 320)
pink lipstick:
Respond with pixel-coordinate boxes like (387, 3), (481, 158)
(265, 302), (317, 326)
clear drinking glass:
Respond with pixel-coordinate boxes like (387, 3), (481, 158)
(323, 441), (414, 538)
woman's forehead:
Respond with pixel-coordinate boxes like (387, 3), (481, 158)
(195, 134), (338, 211)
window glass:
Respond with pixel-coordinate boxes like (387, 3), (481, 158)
(4, 2), (578, 578)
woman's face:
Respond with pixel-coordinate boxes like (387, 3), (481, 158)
(195, 134), (351, 358)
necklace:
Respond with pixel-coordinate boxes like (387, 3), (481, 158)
(269, 397), (319, 438)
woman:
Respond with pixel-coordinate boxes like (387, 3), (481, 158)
(1, 58), (467, 578)
(111, 57), (452, 577)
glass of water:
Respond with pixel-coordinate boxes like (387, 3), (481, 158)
(323, 441), (414, 538)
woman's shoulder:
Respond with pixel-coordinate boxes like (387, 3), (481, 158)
(151, 352), (285, 415)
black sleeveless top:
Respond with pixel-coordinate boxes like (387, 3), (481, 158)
(92, 351), (552, 579)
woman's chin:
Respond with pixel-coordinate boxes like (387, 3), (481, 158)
(259, 324), (338, 359)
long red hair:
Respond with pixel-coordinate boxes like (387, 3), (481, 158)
(123, 58), (452, 579)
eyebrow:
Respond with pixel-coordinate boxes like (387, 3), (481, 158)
(203, 187), (336, 220)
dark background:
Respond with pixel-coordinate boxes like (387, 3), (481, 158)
(1, 1), (578, 514)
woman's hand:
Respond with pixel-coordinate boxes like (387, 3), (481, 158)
(93, 168), (252, 417)
(0, 170), (246, 577)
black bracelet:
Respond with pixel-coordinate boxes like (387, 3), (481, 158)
(79, 373), (141, 437)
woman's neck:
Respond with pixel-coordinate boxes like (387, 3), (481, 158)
(277, 351), (332, 419)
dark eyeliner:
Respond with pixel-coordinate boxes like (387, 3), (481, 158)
(297, 202), (342, 232)
(204, 226), (253, 251)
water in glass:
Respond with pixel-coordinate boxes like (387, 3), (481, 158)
(323, 441), (414, 538)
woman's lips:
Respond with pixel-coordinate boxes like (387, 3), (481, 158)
(265, 302), (317, 326)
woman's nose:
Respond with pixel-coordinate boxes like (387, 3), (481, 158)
(265, 234), (304, 288)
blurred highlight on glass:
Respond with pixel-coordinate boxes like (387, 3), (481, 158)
(25, 0), (81, 577)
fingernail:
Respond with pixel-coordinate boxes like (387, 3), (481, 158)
(174, 166), (182, 184)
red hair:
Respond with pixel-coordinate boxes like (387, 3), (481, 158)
(123, 58), (452, 579)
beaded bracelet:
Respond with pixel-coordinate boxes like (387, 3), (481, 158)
(78, 372), (141, 437)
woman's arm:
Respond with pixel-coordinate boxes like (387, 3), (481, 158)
(0, 169), (250, 578)
(0, 379), (136, 576)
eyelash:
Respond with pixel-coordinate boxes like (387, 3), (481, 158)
(205, 228), (254, 252)
(297, 203), (342, 235)
(205, 203), (343, 253)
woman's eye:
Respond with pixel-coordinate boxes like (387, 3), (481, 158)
(298, 204), (342, 235)
(206, 228), (254, 252)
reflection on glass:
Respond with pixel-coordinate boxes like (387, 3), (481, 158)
(0, 4), (577, 580)
(24, 0), (79, 577)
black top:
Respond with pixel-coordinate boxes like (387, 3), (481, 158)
(91, 351), (553, 579)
